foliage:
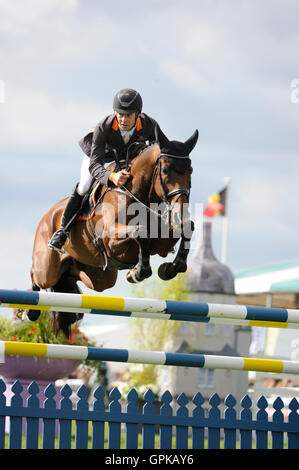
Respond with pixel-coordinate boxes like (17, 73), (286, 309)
(130, 271), (189, 302)
(127, 272), (190, 396)
(0, 309), (103, 381)
(0, 309), (90, 346)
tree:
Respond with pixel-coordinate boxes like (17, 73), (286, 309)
(125, 272), (190, 396)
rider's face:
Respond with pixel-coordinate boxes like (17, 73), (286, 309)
(115, 112), (136, 131)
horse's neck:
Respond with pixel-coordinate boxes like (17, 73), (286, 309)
(130, 144), (160, 200)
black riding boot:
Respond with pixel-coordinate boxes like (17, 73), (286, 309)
(48, 186), (84, 253)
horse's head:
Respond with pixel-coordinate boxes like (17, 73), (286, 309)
(152, 130), (199, 235)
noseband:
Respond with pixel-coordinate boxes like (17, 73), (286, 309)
(153, 153), (190, 203)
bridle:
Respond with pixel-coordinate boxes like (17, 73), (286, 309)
(153, 153), (190, 204)
(119, 152), (191, 223)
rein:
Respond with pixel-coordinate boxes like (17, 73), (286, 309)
(119, 153), (190, 222)
(89, 150), (191, 265)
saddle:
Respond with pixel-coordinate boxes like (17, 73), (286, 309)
(77, 156), (129, 222)
(76, 173), (136, 272)
(78, 180), (107, 221)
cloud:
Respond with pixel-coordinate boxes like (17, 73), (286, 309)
(0, 0), (78, 36)
(0, 86), (108, 148)
(160, 59), (211, 94)
(0, 0), (116, 77)
(0, 226), (34, 290)
(156, 2), (299, 95)
(235, 176), (282, 219)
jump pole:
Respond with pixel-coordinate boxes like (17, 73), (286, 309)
(1, 340), (299, 374)
(1, 302), (298, 330)
(1, 289), (299, 327)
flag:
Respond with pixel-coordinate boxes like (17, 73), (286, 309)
(204, 186), (227, 218)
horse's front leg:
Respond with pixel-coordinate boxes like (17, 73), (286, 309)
(104, 221), (152, 283)
(158, 220), (195, 281)
(126, 227), (152, 284)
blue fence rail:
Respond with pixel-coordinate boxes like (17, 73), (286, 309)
(0, 379), (299, 449)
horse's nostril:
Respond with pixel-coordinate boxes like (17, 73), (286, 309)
(182, 219), (194, 239)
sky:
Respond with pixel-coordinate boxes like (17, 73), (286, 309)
(0, 0), (299, 321)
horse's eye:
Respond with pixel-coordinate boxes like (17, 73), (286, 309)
(162, 167), (169, 175)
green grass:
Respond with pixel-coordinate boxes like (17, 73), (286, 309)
(5, 423), (173, 449)
(4, 422), (288, 449)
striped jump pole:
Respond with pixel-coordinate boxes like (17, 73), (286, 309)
(1, 340), (299, 374)
(1, 301), (298, 330)
(1, 289), (299, 327)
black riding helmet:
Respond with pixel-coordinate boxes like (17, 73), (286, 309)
(113, 88), (143, 114)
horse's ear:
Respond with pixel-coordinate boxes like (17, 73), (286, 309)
(184, 129), (199, 154)
(154, 124), (159, 143)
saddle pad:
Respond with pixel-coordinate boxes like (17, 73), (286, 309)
(78, 182), (104, 221)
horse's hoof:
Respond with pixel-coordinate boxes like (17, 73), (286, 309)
(26, 309), (41, 321)
(126, 265), (152, 283)
(126, 269), (141, 284)
(141, 265), (152, 280)
(176, 261), (187, 273)
(158, 262), (186, 280)
(158, 263), (174, 280)
(15, 309), (31, 322)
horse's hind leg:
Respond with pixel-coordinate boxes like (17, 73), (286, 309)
(26, 261), (82, 339)
(16, 281), (41, 322)
(50, 266), (83, 338)
(24, 253), (72, 323)
(25, 207), (73, 324)
(24, 282), (41, 321)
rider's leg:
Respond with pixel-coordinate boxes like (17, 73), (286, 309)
(48, 155), (93, 252)
(77, 154), (94, 196)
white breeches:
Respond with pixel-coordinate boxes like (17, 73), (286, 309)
(77, 154), (93, 196)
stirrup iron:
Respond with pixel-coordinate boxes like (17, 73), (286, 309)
(48, 230), (71, 255)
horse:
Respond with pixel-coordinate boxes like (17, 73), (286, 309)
(24, 130), (198, 337)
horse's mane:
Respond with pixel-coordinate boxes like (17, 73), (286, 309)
(129, 143), (160, 173)
(130, 141), (192, 175)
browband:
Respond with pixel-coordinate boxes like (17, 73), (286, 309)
(159, 153), (190, 159)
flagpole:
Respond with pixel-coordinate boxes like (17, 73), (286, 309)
(221, 177), (231, 264)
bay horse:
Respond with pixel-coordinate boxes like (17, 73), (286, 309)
(24, 130), (198, 337)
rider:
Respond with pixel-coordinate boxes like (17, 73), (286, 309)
(48, 88), (170, 253)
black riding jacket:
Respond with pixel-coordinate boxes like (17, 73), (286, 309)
(78, 113), (169, 186)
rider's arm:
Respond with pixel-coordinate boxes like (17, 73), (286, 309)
(88, 124), (115, 186)
(109, 169), (130, 186)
